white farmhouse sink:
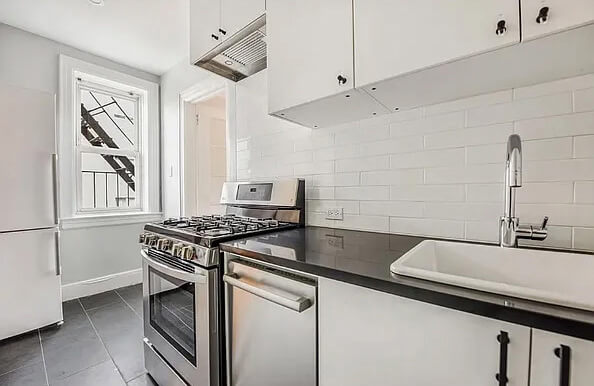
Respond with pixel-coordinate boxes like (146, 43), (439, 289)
(391, 240), (594, 312)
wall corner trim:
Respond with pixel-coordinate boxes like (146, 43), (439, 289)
(61, 268), (142, 301)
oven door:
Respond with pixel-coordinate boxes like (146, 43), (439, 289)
(142, 249), (219, 386)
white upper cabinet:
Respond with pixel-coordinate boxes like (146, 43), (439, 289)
(531, 329), (594, 386)
(267, 0), (355, 114)
(521, 0), (594, 40)
(220, 0), (265, 40)
(354, 0), (521, 88)
(190, 0), (221, 64)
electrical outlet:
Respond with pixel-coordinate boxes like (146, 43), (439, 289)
(325, 207), (344, 220)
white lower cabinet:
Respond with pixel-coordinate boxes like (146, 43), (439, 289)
(319, 278), (531, 386)
(531, 329), (594, 386)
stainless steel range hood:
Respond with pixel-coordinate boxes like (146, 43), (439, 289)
(194, 15), (267, 82)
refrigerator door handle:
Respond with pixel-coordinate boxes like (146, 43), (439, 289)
(54, 230), (61, 276)
(51, 153), (59, 225)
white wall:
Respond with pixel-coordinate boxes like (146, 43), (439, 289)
(236, 70), (594, 252)
(0, 23), (160, 286)
(160, 58), (216, 217)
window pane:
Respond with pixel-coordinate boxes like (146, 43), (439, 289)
(80, 87), (138, 151)
(81, 152), (137, 210)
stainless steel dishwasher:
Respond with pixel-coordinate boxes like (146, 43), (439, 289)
(223, 253), (317, 386)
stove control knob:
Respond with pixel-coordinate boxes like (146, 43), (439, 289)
(171, 243), (185, 257)
(181, 246), (196, 260)
(138, 233), (147, 243)
(144, 235), (157, 246)
(156, 238), (172, 251)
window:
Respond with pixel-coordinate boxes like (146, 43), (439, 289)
(59, 55), (160, 226)
(77, 80), (141, 211)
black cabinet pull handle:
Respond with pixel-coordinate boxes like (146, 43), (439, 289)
(337, 75), (347, 85)
(496, 331), (509, 385)
(219, 28), (227, 35)
(537, 7), (550, 24)
(554, 345), (571, 386)
(496, 20), (507, 36)
(211, 34), (219, 40)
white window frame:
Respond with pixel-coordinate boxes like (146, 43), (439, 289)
(59, 55), (161, 228)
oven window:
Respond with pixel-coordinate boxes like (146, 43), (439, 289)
(149, 266), (197, 365)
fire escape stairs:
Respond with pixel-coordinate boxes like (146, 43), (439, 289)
(80, 104), (135, 192)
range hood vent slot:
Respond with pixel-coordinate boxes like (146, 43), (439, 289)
(195, 15), (267, 82)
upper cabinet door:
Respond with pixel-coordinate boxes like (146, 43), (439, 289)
(354, 0), (521, 88)
(531, 329), (594, 386)
(521, 0), (594, 40)
(190, 0), (221, 64)
(267, 0), (355, 113)
(220, 0), (265, 41)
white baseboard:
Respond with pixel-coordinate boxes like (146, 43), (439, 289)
(62, 268), (142, 301)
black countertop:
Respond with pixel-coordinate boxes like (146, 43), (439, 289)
(220, 226), (594, 341)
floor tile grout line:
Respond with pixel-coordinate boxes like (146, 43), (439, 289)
(114, 289), (142, 320)
(77, 297), (128, 383)
(37, 329), (50, 386)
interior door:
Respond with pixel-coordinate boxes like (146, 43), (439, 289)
(354, 0), (521, 88)
(220, 0), (265, 41)
(267, 0), (355, 113)
(190, 0), (222, 63)
(531, 329), (594, 386)
(0, 84), (56, 232)
(0, 228), (62, 340)
(521, 0), (594, 40)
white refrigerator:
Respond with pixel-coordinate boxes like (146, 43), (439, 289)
(0, 84), (62, 340)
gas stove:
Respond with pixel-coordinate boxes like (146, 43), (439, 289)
(140, 179), (305, 267)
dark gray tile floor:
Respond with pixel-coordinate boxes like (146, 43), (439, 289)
(0, 284), (156, 386)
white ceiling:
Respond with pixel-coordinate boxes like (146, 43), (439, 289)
(0, 0), (188, 75)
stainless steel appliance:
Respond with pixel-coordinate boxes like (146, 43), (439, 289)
(223, 254), (317, 386)
(0, 84), (62, 340)
(140, 179), (305, 386)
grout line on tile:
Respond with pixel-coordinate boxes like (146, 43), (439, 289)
(37, 330), (50, 386)
(114, 289), (142, 320)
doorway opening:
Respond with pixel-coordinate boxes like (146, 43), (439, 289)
(182, 90), (227, 216)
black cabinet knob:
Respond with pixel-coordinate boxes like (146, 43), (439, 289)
(211, 34), (219, 40)
(536, 7), (550, 24)
(337, 75), (347, 85)
(219, 28), (227, 35)
(496, 20), (507, 36)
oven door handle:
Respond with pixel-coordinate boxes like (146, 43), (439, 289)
(142, 250), (207, 283)
(223, 273), (312, 312)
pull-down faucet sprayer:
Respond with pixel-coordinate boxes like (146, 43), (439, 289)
(500, 134), (549, 247)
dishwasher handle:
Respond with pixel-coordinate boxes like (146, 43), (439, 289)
(223, 273), (313, 313)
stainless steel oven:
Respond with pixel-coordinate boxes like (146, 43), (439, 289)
(142, 249), (219, 386)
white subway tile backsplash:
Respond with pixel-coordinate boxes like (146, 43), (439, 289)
(574, 135), (594, 159)
(523, 159), (594, 182)
(360, 201), (424, 218)
(513, 74), (594, 100)
(390, 218), (465, 239)
(335, 155), (390, 173)
(466, 93), (573, 127)
(574, 87), (594, 113)
(390, 148), (465, 169)
(514, 111), (594, 140)
(238, 72), (594, 251)
(361, 170), (424, 185)
(425, 164), (503, 184)
(390, 184), (465, 202)
(575, 182), (594, 204)
(424, 123), (513, 150)
(574, 227), (594, 251)
(390, 111), (465, 137)
(425, 90), (512, 116)
(335, 186), (389, 201)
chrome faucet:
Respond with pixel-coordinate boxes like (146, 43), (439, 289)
(499, 134), (549, 247)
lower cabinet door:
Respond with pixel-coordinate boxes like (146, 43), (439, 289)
(531, 329), (594, 386)
(319, 278), (531, 386)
